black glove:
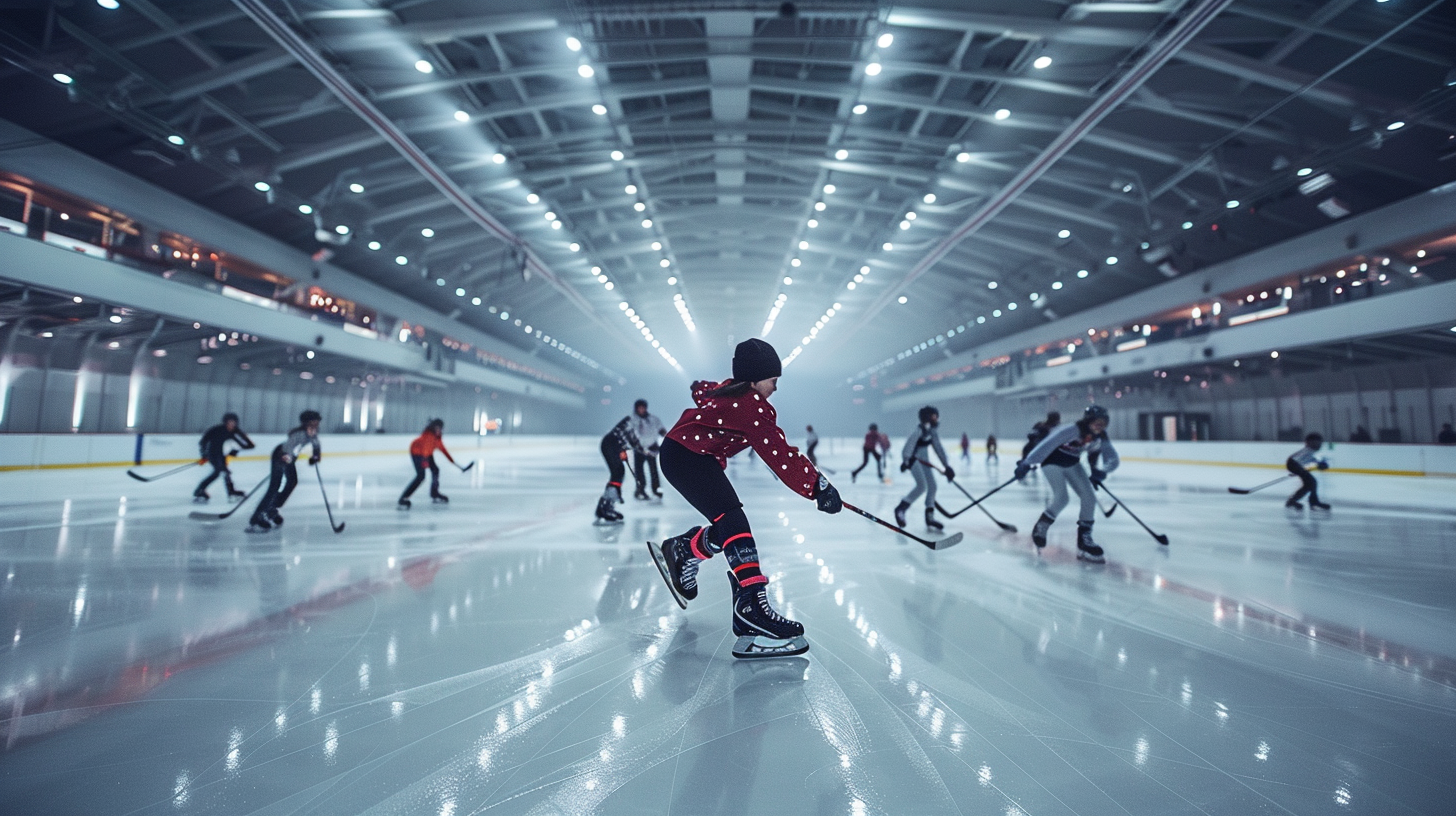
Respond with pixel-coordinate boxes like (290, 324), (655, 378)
(942, 465), (955, 482)
(648, 443), (660, 456)
(226, 448), (240, 458)
(1014, 460), (1031, 481)
(813, 474), (842, 514)
(308, 455), (321, 466)
(1316, 460), (1329, 471)
(900, 460), (912, 473)
(1090, 468), (1107, 487)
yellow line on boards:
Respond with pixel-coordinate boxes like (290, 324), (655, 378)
(1118, 456), (1428, 478)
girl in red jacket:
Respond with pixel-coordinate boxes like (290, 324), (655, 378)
(398, 418), (457, 509)
(648, 339), (842, 659)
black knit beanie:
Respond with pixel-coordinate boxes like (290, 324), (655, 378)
(732, 338), (782, 382)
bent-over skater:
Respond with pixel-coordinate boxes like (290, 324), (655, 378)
(398, 418), (457, 509)
(1285, 433), (1331, 511)
(596, 412), (647, 523)
(648, 338), (841, 659)
(1015, 405), (1118, 562)
(249, 410), (321, 533)
(895, 406), (954, 531)
(194, 412), (254, 502)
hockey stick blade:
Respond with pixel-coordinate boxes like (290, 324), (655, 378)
(458, 461), (476, 473)
(313, 464), (346, 534)
(844, 501), (959, 551)
(190, 475), (269, 520)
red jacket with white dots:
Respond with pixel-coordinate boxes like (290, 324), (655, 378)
(665, 379), (821, 499)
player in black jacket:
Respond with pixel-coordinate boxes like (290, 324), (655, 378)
(596, 415), (647, 523)
(193, 412), (254, 502)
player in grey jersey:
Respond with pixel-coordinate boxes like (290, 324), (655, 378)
(1285, 433), (1331, 511)
(894, 406), (954, 531)
(1015, 405), (1119, 563)
(248, 410), (322, 533)
(628, 399), (667, 500)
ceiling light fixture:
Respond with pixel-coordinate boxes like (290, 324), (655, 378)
(852, 104), (867, 115)
(592, 104), (607, 115)
(865, 63), (882, 76)
(877, 32), (894, 48)
(994, 108), (1010, 120)
(566, 36), (582, 51)
(454, 110), (470, 122)
(414, 60), (434, 74)
(1033, 55), (1052, 69)
(578, 64), (595, 78)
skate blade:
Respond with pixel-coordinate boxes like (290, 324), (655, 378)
(645, 540), (689, 610)
(732, 635), (809, 659)
(1076, 551), (1105, 564)
(593, 518), (624, 526)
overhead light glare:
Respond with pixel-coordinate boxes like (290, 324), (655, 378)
(592, 104), (607, 115)
(852, 103), (867, 115)
(454, 110), (470, 122)
(253, 181), (271, 192)
(349, 183), (365, 194)
(166, 134), (185, 145)
(865, 62), (881, 76)
(610, 150), (624, 161)
(578, 64), (595, 78)
(877, 32), (894, 48)
(395, 255), (408, 265)
(1057, 229), (1070, 239)
(298, 204), (313, 214)
(835, 149), (848, 160)
(993, 108), (1010, 120)
(53, 72), (74, 85)
(414, 60), (434, 74)
(566, 36), (582, 52)
(1386, 121), (1405, 131)
(1032, 56), (1052, 69)
(97, 0), (120, 8)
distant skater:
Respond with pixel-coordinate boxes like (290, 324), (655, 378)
(194, 412), (254, 503)
(894, 406), (953, 531)
(248, 410), (321, 533)
(850, 423), (883, 483)
(596, 411), (648, 523)
(647, 339), (841, 659)
(629, 399), (667, 500)
(1285, 433), (1331, 511)
(959, 432), (971, 464)
(1015, 406), (1117, 563)
(805, 425), (819, 467)
(398, 418), (457, 509)
(985, 434), (998, 465)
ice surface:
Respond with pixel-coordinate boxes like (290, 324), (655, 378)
(1, 440), (1453, 815)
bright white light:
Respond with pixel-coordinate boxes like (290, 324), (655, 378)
(592, 104), (607, 115)
(905, 211), (916, 220)
(865, 63), (882, 76)
(994, 108), (1010, 120)
(651, 241), (661, 250)
(659, 258), (670, 267)
(625, 184), (637, 194)
(1296, 167), (1313, 177)
(634, 202), (646, 212)
(814, 201), (826, 211)
(367, 240), (381, 250)
(566, 36), (582, 52)
(1077, 269), (1088, 278)
(882, 242), (893, 251)
(298, 204), (313, 214)
(799, 240), (809, 250)
(784, 276), (793, 285)
(877, 32), (894, 48)
(641, 219), (652, 228)
(570, 242), (580, 251)
(167, 134), (185, 145)
(420, 227), (435, 238)
(666, 276), (676, 285)
(790, 258), (801, 267)
(987, 281), (997, 289)
(334, 224), (349, 235)
(395, 256), (408, 265)
(1057, 229), (1070, 239)
(254, 181), (271, 192)
(544, 211), (556, 221)
(611, 150), (624, 161)
(956, 152), (970, 163)
(807, 219), (818, 228)
(898, 296), (907, 304)
(492, 152), (506, 164)
(1386, 121), (1405, 131)
(835, 149), (848, 160)
(1225, 199), (1240, 209)
(578, 64), (595, 78)
(53, 73), (74, 85)
(97, 0), (121, 8)
(1182, 221), (1194, 230)
(923, 193), (936, 203)
(852, 103), (867, 115)
(454, 110), (470, 122)
(1033, 55), (1052, 69)
(1270, 351), (1279, 359)
(823, 184), (836, 194)
(349, 183), (365, 194)
(1105, 256), (1118, 265)
(414, 60), (434, 74)
(472, 297), (481, 305)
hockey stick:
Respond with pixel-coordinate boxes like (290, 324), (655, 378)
(127, 460), (203, 482)
(1095, 484), (1169, 546)
(455, 460), (475, 473)
(843, 502), (961, 550)
(1098, 497), (1118, 518)
(1228, 474), (1295, 495)
(935, 476), (1018, 519)
(313, 464), (346, 533)
(189, 476), (268, 520)
(917, 459), (1017, 532)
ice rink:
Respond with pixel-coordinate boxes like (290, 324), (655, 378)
(1, 439), (1453, 816)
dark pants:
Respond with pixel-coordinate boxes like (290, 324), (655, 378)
(806, 441), (818, 466)
(601, 435), (626, 498)
(659, 439), (765, 587)
(633, 450), (661, 495)
(195, 451), (235, 495)
(1286, 459), (1320, 504)
(255, 448), (298, 520)
(851, 448), (882, 479)
(400, 454), (440, 501)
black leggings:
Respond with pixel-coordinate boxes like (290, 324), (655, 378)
(601, 435), (626, 497)
(851, 448), (882, 479)
(1286, 459), (1319, 504)
(256, 448), (298, 518)
(196, 451), (235, 495)
(659, 439), (765, 586)
(400, 454), (440, 500)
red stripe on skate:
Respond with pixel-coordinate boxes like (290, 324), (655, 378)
(732, 561), (760, 574)
(722, 532), (753, 548)
(689, 528), (711, 560)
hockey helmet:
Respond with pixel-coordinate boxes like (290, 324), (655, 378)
(222, 412), (239, 424)
(299, 409), (323, 425)
(426, 418), (445, 432)
(917, 405), (940, 424)
(868, 423), (878, 432)
(1305, 432), (1324, 446)
(1082, 405), (1109, 424)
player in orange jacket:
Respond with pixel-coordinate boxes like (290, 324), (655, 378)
(398, 418), (457, 509)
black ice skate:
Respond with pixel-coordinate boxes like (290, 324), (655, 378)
(1031, 512), (1054, 549)
(267, 509), (284, 527)
(1310, 500), (1331, 511)
(192, 492), (209, 504)
(397, 499), (411, 510)
(432, 493), (449, 504)
(925, 508), (944, 532)
(633, 487), (650, 501)
(1285, 498), (1303, 510)
(593, 497), (623, 525)
(729, 573), (808, 659)
(1076, 522), (1105, 564)
(227, 490), (246, 503)
(245, 515), (272, 534)
(893, 501), (910, 528)
(647, 526), (704, 608)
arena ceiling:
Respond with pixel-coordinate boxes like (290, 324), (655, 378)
(1, 0), (1454, 386)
